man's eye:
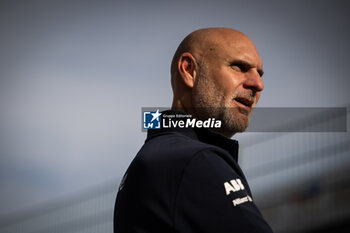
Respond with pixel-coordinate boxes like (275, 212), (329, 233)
(231, 65), (242, 72)
(231, 64), (249, 73)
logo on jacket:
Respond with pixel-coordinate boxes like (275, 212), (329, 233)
(143, 109), (162, 129)
(224, 178), (252, 206)
(224, 178), (245, 195)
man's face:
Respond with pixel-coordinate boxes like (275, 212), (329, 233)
(192, 35), (264, 136)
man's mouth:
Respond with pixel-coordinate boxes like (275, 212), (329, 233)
(234, 97), (254, 108)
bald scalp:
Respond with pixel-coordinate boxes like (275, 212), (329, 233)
(170, 28), (249, 90)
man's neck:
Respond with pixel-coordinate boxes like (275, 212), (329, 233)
(171, 100), (235, 139)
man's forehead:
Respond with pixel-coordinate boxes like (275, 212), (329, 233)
(227, 44), (262, 66)
(205, 35), (263, 67)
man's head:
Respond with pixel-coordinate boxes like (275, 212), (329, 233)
(171, 28), (264, 137)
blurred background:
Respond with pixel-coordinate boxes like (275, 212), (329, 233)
(0, 0), (349, 232)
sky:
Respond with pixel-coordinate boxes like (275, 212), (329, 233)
(0, 0), (349, 216)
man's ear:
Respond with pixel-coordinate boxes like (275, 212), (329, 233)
(177, 52), (197, 88)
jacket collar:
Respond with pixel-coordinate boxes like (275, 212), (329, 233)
(146, 109), (239, 162)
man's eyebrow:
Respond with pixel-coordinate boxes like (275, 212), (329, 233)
(230, 59), (264, 77)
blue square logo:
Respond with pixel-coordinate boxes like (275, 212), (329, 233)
(143, 109), (161, 129)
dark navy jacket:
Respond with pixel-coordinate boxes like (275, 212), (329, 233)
(114, 110), (273, 233)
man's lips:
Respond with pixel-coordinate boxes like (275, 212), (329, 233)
(234, 97), (254, 108)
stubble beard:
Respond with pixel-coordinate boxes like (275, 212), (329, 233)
(192, 66), (251, 136)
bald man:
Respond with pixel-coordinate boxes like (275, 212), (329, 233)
(114, 28), (273, 233)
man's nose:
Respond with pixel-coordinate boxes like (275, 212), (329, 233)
(243, 69), (264, 93)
